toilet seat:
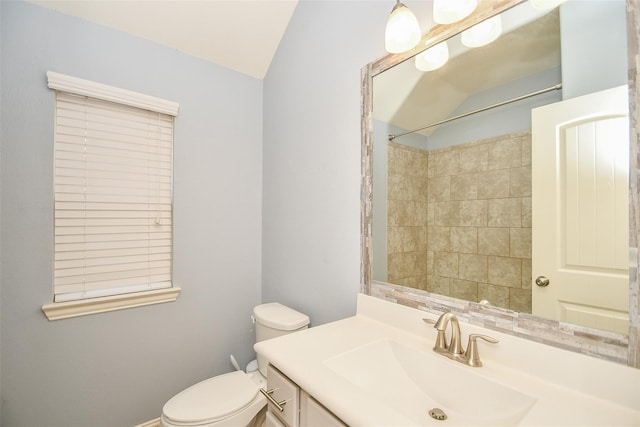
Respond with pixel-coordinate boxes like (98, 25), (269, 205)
(162, 371), (266, 426)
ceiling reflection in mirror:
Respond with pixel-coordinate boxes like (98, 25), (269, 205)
(370, 0), (629, 334)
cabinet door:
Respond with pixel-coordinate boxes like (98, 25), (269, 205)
(300, 391), (346, 427)
(267, 365), (299, 427)
(266, 410), (287, 427)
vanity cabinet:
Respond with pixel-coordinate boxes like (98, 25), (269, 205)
(266, 365), (346, 427)
(299, 391), (346, 427)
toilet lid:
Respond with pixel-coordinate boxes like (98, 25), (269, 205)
(163, 371), (259, 424)
(253, 303), (310, 330)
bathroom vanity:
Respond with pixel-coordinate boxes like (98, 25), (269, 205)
(255, 294), (640, 426)
(264, 365), (346, 427)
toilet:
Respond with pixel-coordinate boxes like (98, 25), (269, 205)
(160, 303), (310, 427)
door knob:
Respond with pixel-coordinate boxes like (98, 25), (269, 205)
(535, 276), (550, 287)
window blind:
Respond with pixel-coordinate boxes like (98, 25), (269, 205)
(54, 92), (174, 302)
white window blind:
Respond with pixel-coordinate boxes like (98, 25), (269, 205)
(53, 91), (174, 302)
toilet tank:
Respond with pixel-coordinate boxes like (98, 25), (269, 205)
(253, 303), (310, 376)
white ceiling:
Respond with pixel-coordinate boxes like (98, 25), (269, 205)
(28, 0), (299, 79)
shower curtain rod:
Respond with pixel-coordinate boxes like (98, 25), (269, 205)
(388, 83), (563, 142)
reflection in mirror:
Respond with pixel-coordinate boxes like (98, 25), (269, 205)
(369, 0), (630, 335)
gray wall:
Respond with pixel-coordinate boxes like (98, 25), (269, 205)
(427, 67), (562, 149)
(560, 0), (627, 100)
(262, 0), (393, 325)
(1, 2), (263, 426)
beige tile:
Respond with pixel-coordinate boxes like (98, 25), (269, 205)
(521, 197), (532, 227)
(521, 258), (532, 290)
(388, 226), (427, 253)
(427, 202), (435, 224)
(433, 251), (459, 278)
(487, 198), (521, 227)
(478, 283), (510, 310)
(451, 227), (477, 253)
(430, 149), (459, 177)
(458, 253), (487, 282)
(387, 227), (402, 254)
(450, 173), (478, 201)
(388, 174), (427, 202)
(510, 166), (532, 197)
(388, 251), (428, 281)
(510, 288), (532, 313)
(488, 137), (522, 170)
(387, 254), (400, 281)
(487, 256), (522, 288)
(427, 226), (450, 251)
(426, 250), (434, 275)
(388, 145), (428, 177)
(427, 275), (451, 296)
(459, 200), (488, 226)
(434, 201), (460, 226)
(459, 143), (489, 173)
(387, 145), (401, 176)
(427, 176), (450, 202)
(477, 169), (510, 199)
(521, 134), (532, 166)
(450, 279), (479, 302)
(478, 227), (509, 256)
(510, 228), (531, 258)
(388, 200), (428, 226)
(396, 275), (428, 291)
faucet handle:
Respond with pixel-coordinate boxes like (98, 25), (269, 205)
(464, 334), (499, 367)
(422, 318), (436, 325)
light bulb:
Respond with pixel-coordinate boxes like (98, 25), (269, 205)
(415, 41), (449, 71)
(461, 15), (502, 47)
(433, 0), (477, 25)
(385, 1), (422, 53)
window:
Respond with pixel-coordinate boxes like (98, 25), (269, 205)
(42, 72), (181, 320)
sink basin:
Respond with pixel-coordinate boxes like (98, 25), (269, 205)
(323, 338), (536, 426)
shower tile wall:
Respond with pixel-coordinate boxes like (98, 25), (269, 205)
(387, 142), (429, 290)
(387, 131), (532, 313)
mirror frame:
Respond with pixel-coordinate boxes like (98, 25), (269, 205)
(361, 0), (640, 367)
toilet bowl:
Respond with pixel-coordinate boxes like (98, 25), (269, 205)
(161, 371), (267, 427)
(161, 303), (309, 427)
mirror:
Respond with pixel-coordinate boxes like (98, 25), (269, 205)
(361, 0), (640, 366)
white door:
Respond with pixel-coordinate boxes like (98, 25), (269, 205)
(531, 85), (629, 334)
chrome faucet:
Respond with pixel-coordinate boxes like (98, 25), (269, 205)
(424, 312), (498, 367)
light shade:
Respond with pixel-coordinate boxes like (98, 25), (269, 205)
(385, 1), (422, 53)
(531, 0), (566, 10)
(415, 41), (449, 71)
(433, 0), (477, 25)
(461, 15), (502, 47)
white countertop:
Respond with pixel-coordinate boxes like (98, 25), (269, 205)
(254, 294), (640, 426)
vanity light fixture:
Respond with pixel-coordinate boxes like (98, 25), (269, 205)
(433, 0), (477, 25)
(461, 15), (502, 47)
(385, 0), (422, 53)
(415, 41), (450, 71)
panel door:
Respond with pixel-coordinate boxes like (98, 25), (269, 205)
(531, 85), (629, 333)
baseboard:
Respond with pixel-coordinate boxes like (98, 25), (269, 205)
(134, 417), (161, 427)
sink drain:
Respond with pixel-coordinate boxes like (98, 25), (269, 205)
(429, 408), (448, 421)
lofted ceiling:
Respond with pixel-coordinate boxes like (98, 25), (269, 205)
(28, 0), (299, 79)
(373, 3), (561, 137)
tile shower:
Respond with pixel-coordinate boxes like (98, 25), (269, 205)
(387, 131), (533, 313)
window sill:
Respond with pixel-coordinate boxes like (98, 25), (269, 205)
(42, 287), (182, 321)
